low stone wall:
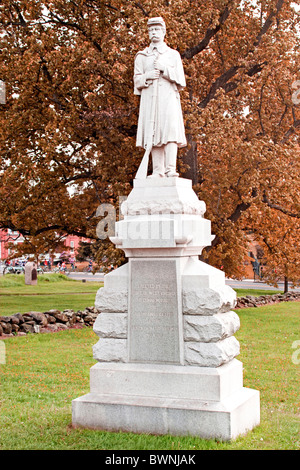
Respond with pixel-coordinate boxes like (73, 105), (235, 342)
(0, 292), (299, 337)
(0, 307), (100, 337)
(235, 291), (300, 309)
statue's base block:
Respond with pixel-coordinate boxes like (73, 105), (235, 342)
(72, 360), (260, 441)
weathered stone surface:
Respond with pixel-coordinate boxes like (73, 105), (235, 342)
(13, 313), (24, 324)
(20, 323), (35, 333)
(22, 313), (34, 322)
(69, 313), (78, 325)
(1, 316), (12, 323)
(11, 315), (20, 325)
(93, 313), (127, 339)
(1, 322), (12, 334)
(95, 288), (128, 313)
(236, 292), (300, 309)
(93, 338), (127, 363)
(11, 324), (20, 333)
(50, 311), (68, 323)
(129, 258), (183, 364)
(30, 312), (48, 326)
(44, 309), (61, 315)
(0, 307), (102, 336)
(45, 324), (59, 332)
(25, 262), (37, 285)
(56, 322), (69, 330)
(184, 311), (240, 343)
(182, 286), (236, 315)
(44, 314), (57, 324)
(184, 336), (240, 367)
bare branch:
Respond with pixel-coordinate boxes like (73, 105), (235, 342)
(254, 0), (285, 47)
(280, 119), (300, 144)
(181, 6), (231, 59)
(262, 192), (300, 218)
(258, 83), (266, 135)
(133, 2), (150, 17)
(198, 0), (285, 109)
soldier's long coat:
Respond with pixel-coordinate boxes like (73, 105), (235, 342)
(134, 42), (187, 150)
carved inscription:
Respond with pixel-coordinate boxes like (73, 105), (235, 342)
(129, 259), (182, 364)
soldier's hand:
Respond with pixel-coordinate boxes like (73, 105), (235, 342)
(154, 58), (165, 73)
(145, 69), (160, 80)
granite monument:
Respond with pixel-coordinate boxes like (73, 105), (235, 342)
(72, 17), (260, 440)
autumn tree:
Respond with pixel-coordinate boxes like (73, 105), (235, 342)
(0, 0), (299, 283)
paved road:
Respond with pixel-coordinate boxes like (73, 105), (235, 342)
(68, 272), (300, 292)
(226, 278), (300, 292)
(68, 272), (104, 282)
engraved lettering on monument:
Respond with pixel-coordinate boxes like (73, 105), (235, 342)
(129, 259), (182, 364)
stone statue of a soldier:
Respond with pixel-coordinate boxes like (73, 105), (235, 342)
(134, 17), (187, 178)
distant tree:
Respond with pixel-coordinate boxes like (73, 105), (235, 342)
(0, 0), (299, 282)
(76, 241), (94, 262)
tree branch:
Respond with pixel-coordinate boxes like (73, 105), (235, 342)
(198, 0), (284, 109)
(199, 65), (239, 109)
(280, 119), (300, 144)
(181, 5), (231, 59)
(262, 192), (300, 218)
(133, 2), (150, 16)
(254, 0), (284, 47)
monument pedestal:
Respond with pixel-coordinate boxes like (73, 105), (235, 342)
(72, 360), (259, 440)
(72, 177), (260, 440)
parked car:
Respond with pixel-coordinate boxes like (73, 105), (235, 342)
(3, 265), (44, 275)
(3, 265), (25, 275)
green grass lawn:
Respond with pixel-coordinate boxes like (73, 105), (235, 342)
(234, 288), (282, 297)
(0, 274), (102, 315)
(0, 300), (299, 450)
(0, 274), (283, 317)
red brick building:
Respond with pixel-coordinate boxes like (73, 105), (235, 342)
(0, 229), (87, 262)
(0, 229), (24, 260)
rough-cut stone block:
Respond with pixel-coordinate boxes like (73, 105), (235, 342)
(95, 288), (128, 313)
(103, 263), (129, 291)
(182, 285), (236, 315)
(93, 338), (127, 363)
(184, 311), (240, 342)
(184, 336), (240, 367)
(121, 177), (206, 216)
(93, 313), (127, 339)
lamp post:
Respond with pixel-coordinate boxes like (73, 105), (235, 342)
(0, 83), (7, 271)
(0, 80), (6, 104)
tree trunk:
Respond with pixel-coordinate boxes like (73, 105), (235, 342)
(284, 276), (289, 294)
(182, 134), (198, 185)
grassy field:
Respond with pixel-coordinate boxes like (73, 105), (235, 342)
(0, 273), (283, 317)
(234, 288), (282, 297)
(0, 274), (102, 315)
(0, 294), (299, 450)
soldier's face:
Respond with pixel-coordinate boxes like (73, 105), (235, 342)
(148, 26), (165, 43)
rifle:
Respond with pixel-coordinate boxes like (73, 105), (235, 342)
(135, 70), (159, 180)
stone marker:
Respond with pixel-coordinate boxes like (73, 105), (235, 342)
(25, 262), (37, 286)
(72, 17), (260, 441)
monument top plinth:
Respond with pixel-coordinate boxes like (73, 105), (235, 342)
(133, 176), (192, 189)
(122, 177), (206, 217)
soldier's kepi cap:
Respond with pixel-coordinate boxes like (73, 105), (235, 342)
(147, 17), (166, 31)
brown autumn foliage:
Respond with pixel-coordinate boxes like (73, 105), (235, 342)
(0, 0), (299, 284)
